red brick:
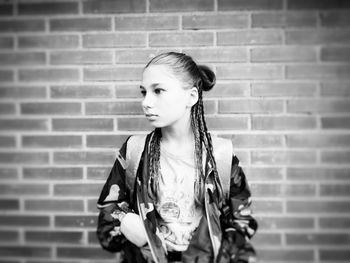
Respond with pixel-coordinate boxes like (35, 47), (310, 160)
(251, 47), (316, 62)
(252, 82), (316, 97)
(251, 150), (316, 165)
(87, 166), (112, 180)
(18, 35), (79, 49)
(321, 82), (350, 97)
(258, 249), (314, 261)
(320, 250), (350, 261)
(287, 0), (350, 9)
(50, 51), (113, 65)
(287, 167), (350, 181)
(21, 102), (81, 115)
(115, 49), (175, 64)
(0, 86), (46, 99)
(18, 2), (78, 15)
(0, 19), (44, 32)
(252, 233), (281, 246)
(287, 134), (350, 148)
(54, 184), (103, 197)
(0, 136), (15, 147)
(321, 116), (350, 129)
(50, 18), (111, 32)
(52, 118), (113, 132)
(287, 233), (350, 245)
(252, 115), (316, 130)
(57, 247), (115, 259)
(0, 230), (18, 242)
(251, 200), (283, 213)
(84, 67), (142, 81)
(83, 0), (146, 13)
(83, 33), (146, 48)
(0, 119), (48, 131)
(0, 103), (15, 114)
(53, 151), (115, 165)
(0, 215), (49, 227)
(217, 30), (282, 45)
(0, 183), (49, 195)
(0, 168), (17, 179)
(25, 200), (84, 212)
(287, 200), (350, 213)
(319, 217), (350, 229)
(0, 4), (13, 16)
(287, 65), (350, 80)
(206, 116), (249, 130)
(183, 14), (248, 29)
(183, 48), (247, 63)
(0, 246), (51, 258)
(0, 52), (45, 66)
(321, 151), (350, 164)
(320, 11), (350, 27)
(87, 134), (130, 148)
(55, 215), (97, 228)
(258, 216), (314, 229)
(219, 99), (283, 113)
(22, 135), (82, 148)
(218, 0), (282, 10)
(85, 101), (142, 115)
(23, 167), (83, 180)
(115, 15), (178, 31)
(0, 153), (49, 164)
(117, 117), (157, 131)
(88, 230), (98, 243)
(149, 32), (213, 47)
(87, 198), (99, 212)
(320, 184), (350, 197)
(0, 199), (19, 210)
(251, 183), (316, 197)
(243, 167), (283, 181)
(286, 29), (350, 45)
(25, 231), (83, 244)
(221, 134), (283, 148)
(0, 70), (13, 82)
(207, 82), (249, 98)
(19, 69), (80, 82)
(0, 37), (13, 49)
(321, 47), (350, 62)
(51, 85), (112, 99)
(150, 0), (213, 12)
(252, 12), (317, 28)
(217, 65), (282, 80)
(115, 84), (142, 98)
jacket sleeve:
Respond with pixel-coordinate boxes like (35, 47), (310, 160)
(96, 139), (134, 253)
(218, 155), (258, 263)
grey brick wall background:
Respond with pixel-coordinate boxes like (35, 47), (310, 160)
(0, 0), (350, 262)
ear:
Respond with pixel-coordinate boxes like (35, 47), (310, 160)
(187, 86), (199, 107)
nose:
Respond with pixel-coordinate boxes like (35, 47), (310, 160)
(141, 92), (154, 109)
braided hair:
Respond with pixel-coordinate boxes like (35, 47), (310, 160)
(144, 52), (223, 205)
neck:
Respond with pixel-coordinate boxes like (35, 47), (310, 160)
(161, 113), (193, 146)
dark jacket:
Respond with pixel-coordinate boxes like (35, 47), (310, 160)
(96, 132), (257, 263)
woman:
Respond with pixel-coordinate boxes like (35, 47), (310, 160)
(96, 52), (257, 263)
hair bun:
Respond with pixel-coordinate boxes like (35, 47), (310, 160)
(198, 65), (216, 92)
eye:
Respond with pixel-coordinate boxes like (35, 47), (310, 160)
(154, 88), (164, 95)
(140, 90), (146, 97)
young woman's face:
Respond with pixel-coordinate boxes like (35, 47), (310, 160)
(140, 64), (193, 129)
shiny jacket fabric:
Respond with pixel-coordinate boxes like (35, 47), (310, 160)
(96, 132), (257, 263)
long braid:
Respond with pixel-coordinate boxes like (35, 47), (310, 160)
(148, 128), (162, 200)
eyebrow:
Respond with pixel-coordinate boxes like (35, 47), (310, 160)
(139, 83), (161, 89)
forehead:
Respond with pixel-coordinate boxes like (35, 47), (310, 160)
(142, 65), (180, 85)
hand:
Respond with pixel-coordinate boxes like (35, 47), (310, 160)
(120, 213), (148, 247)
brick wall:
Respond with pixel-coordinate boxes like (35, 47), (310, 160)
(0, 0), (350, 262)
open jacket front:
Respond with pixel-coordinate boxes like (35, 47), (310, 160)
(96, 132), (258, 263)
